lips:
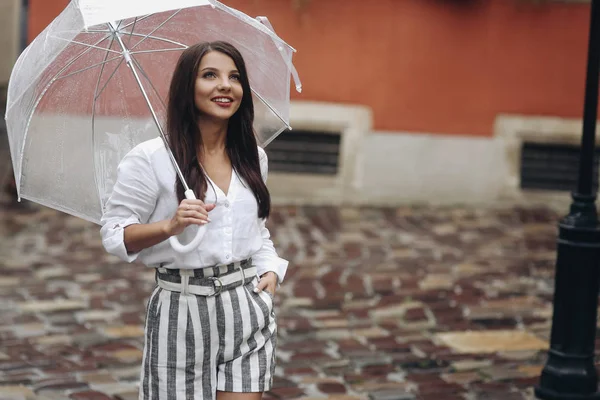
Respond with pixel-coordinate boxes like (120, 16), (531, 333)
(212, 96), (233, 103)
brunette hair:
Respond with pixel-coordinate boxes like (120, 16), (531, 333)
(166, 41), (270, 218)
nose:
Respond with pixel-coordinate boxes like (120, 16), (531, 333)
(218, 78), (231, 91)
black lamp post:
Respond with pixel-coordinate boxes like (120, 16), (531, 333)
(535, 1), (600, 399)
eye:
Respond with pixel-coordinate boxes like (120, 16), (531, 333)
(230, 74), (241, 81)
(202, 71), (216, 78)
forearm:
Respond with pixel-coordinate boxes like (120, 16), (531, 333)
(124, 220), (171, 254)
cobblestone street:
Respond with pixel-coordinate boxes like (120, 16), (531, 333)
(0, 189), (573, 400)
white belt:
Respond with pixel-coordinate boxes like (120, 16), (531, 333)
(156, 265), (257, 297)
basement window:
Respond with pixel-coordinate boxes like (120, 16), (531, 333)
(520, 142), (600, 192)
(264, 129), (341, 175)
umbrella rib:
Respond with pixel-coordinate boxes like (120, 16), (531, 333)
(55, 55), (123, 81)
(53, 37), (122, 54)
(121, 14), (152, 29)
(130, 48), (186, 55)
(130, 54), (167, 109)
(251, 87), (290, 129)
(60, 29), (110, 34)
(130, 9), (182, 51)
(127, 17), (139, 46)
(127, 33), (187, 49)
(94, 57), (125, 100)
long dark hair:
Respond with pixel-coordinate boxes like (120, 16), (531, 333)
(166, 41), (270, 219)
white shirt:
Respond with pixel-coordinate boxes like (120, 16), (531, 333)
(100, 137), (288, 283)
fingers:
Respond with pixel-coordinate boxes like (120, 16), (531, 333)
(179, 201), (211, 219)
(265, 286), (275, 296)
(253, 275), (276, 296)
(254, 279), (267, 293)
(183, 215), (210, 225)
(180, 200), (217, 213)
(180, 209), (210, 222)
(176, 218), (207, 228)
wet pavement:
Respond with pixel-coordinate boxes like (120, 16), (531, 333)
(0, 184), (578, 400)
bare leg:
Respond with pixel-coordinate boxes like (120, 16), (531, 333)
(216, 392), (263, 400)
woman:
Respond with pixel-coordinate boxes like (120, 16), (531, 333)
(100, 41), (287, 400)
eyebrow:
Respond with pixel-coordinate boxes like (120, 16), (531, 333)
(200, 67), (240, 73)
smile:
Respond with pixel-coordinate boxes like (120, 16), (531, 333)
(212, 97), (233, 103)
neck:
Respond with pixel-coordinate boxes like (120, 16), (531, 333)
(197, 116), (228, 156)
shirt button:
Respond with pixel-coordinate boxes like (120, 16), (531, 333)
(225, 254), (231, 260)
(224, 201), (230, 208)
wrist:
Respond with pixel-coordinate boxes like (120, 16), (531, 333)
(161, 220), (173, 237)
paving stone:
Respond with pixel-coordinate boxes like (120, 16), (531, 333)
(111, 349), (143, 364)
(317, 382), (347, 394)
(479, 366), (529, 381)
(18, 300), (87, 314)
(78, 373), (118, 385)
(68, 391), (113, 400)
(268, 386), (305, 398)
(298, 397), (365, 400)
(450, 359), (493, 372)
(351, 327), (389, 339)
(315, 329), (352, 341)
(0, 386), (36, 400)
(368, 390), (416, 400)
(436, 330), (547, 354)
(371, 302), (436, 330)
(419, 274), (454, 291)
(31, 335), (73, 346)
(0, 277), (21, 287)
(441, 371), (482, 385)
(351, 382), (414, 394)
(72, 332), (109, 347)
(75, 310), (120, 323)
(101, 326), (144, 339)
(112, 392), (139, 400)
(109, 366), (141, 381)
(35, 380), (89, 392)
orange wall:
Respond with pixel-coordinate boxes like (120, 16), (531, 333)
(29, 0), (591, 137)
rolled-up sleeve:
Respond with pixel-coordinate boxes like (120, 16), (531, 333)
(252, 147), (289, 283)
(100, 147), (159, 263)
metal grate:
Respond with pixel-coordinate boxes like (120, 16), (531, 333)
(520, 142), (600, 192)
(264, 129), (341, 175)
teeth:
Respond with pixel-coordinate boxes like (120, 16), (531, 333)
(213, 98), (232, 103)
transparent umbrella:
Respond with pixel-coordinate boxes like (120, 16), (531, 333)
(5, 0), (301, 252)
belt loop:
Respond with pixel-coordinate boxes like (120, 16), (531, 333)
(237, 261), (246, 283)
(180, 270), (192, 296)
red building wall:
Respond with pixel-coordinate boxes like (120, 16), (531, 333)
(28, 0), (591, 137)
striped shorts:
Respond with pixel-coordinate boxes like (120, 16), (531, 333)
(139, 259), (277, 399)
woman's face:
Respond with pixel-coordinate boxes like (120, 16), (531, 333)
(194, 51), (243, 121)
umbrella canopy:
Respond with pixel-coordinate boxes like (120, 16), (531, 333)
(5, 0), (301, 224)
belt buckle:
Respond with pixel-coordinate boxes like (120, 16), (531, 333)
(208, 276), (223, 297)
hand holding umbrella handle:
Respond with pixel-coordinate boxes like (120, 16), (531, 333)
(168, 190), (208, 254)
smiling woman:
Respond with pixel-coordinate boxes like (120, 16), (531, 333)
(100, 41), (288, 399)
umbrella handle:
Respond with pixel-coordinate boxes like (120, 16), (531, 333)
(168, 190), (208, 254)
